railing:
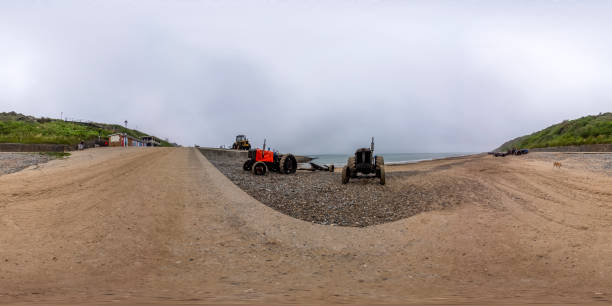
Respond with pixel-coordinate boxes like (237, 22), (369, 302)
(64, 117), (95, 124)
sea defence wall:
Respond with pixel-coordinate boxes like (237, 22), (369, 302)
(530, 143), (612, 152)
(198, 147), (248, 160)
(0, 143), (69, 152)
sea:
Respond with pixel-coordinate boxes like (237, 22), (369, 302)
(305, 152), (476, 166)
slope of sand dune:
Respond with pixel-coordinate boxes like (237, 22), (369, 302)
(1, 147), (611, 304)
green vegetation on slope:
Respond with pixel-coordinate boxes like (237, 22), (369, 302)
(0, 112), (173, 146)
(497, 112), (612, 151)
(41, 152), (72, 158)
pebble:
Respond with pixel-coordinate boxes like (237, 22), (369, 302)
(0, 153), (56, 176)
(210, 158), (494, 227)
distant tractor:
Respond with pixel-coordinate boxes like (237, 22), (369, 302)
(242, 140), (297, 176)
(232, 135), (251, 150)
(342, 137), (385, 185)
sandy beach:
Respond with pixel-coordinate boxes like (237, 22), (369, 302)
(1, 147), (612, 304)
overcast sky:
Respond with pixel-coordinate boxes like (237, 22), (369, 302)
(1, 1), (611, 153)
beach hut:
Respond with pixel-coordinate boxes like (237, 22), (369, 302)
(141, 136), (161, 147)
(108, 133), (144, 147)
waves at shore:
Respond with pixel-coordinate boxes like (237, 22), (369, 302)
(306, 152), (477, 166)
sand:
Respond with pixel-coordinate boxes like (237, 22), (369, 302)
(1, 147), (611, 304)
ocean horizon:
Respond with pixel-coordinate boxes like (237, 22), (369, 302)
(304, 152), (478, 166)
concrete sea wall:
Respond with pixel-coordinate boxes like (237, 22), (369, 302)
(198, 147), (247, 160)
(0, 143), (69, 152)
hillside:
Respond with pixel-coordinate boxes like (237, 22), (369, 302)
(496, 112), (612, 151)
(0, 112), (173, 146)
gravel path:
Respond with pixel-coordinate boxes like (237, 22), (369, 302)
(210, 158), (497, 227)
(0, 153), (57, 176)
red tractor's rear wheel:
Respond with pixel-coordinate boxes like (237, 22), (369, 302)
(279, 154), (297, 174)
(252, 161), (267, 176)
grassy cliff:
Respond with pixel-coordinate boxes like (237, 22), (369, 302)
(0, 112), (173, 146)
(496, 112), (612, 151)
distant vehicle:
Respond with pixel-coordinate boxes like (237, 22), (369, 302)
(232, 134), (251, 150)
(242, 139), (297, 176)
(95, 139), (109, 147)
(342, 137), (385, 185)
(493, 149), (528, 157)
(515, 149), (529, 155)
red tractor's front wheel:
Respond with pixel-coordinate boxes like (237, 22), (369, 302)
(243, 160), (254, 171)
(252, 161), (268, 176)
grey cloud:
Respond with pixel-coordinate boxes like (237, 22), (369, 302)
(1, 1), (611, 153)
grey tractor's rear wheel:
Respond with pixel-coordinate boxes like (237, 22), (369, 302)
(341, 166), (350, 184)
(279, 154), (297, 174)
(252, 161), (267, 176)
(379, 165), (386, 185)
(375, 156), (384, 170)
(243, 160), (253, 171)
(347, 156), (355, 171)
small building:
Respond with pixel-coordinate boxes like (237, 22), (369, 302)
(109, 133), (145, 147)
(141, 136), (161, 147)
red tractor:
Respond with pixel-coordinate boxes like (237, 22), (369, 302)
(242, 146), (297, 176)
